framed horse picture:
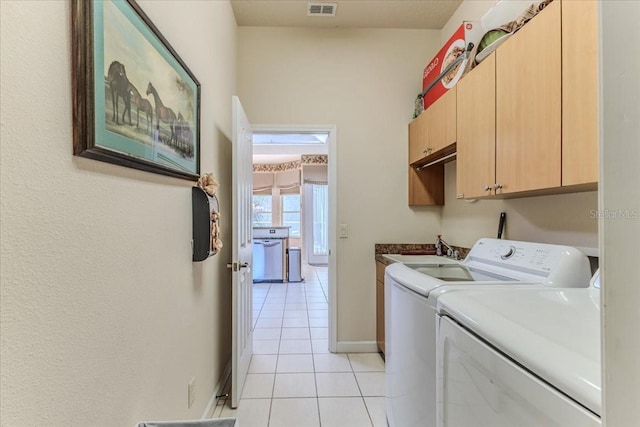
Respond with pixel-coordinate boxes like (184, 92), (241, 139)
(72, 0), (200, 180)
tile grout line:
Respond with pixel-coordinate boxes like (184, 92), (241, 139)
(348, 352), (378, 426)
(267, 280), (284, 427)
(307, 266), (323, 426)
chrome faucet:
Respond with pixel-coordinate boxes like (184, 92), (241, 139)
(435, 235), (460, 260)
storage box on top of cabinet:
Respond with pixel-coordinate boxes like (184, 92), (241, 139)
(422, 22), (482, 110)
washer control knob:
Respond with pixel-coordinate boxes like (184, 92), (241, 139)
(500, 246), (516, 259)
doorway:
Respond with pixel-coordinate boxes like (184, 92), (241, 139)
(251, 125), (337, 352)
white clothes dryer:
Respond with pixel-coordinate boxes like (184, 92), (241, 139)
(435, 271), (601, 426)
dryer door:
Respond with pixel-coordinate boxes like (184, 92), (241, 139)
(436, 316), (601, 427)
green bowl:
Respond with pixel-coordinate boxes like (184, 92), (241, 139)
(479, 30), (509, 52)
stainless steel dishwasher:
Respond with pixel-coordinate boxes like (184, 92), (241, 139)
(252, 227), (289, 282)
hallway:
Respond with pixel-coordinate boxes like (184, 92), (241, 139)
(212, 265), (386, 427)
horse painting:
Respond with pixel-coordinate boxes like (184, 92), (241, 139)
(128, 83), (153, 134)
(175, 112), (194, 157)
(107, 61), (131, 125)
(146, 82), (177, 145)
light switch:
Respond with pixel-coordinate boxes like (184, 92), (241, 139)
(339, 224), (348, 238)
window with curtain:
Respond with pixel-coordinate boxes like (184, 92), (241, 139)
(252, 194), (272, 228)
(281, 194), (301, 237)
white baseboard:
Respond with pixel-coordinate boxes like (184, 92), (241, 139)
(335, 341), (379, 353)
(202, 358), (232, 419)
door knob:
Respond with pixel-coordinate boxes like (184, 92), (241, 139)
(493, 184), (503, 190)
(484, 185), (491, 191)
(227, 262), (250, 271)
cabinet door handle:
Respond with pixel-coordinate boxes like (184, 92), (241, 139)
(493, 184), (503, 190)
(484, 185), (491, 191)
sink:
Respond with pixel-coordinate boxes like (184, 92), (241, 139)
(382, 254), (460, 265)
(407, 264), (474, 281)
(405, 263), (514, 282)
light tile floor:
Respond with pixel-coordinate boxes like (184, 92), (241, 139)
(213, 264), (386, 427)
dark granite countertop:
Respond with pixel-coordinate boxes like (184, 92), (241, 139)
(374, 243), (470, 266)
(375, 255), (394, 266)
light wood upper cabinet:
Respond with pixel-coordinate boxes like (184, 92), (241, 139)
(496, 0), (562, 194)
(408, 87), (457, 164)
(410, 0), (598, 205)
(562, 0), (599, 186)
(456, 54), (496, 199)
(409, 111), (429, 164)
(407, 87), (453, 206)
(426, 87), (457, 154)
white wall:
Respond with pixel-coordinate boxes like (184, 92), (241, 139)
(600, 1), (640, 424)
(238, 27), (442, 342)
(439, 0), (598, 249)
(442, 163), (599, 248)
(0, 1), (236, 425)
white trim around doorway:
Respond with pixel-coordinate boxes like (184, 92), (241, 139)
(251, 124), (338, 354)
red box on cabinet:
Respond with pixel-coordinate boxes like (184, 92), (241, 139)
(422, 22), (482, 110)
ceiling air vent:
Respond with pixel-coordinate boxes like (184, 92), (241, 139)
(307, 2), (337, 17)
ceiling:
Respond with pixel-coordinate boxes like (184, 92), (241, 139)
(231, 0), (463, 29)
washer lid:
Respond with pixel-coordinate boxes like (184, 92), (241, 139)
(437, 287), (601, 416)
(385, 262), (523, 297)
(385, 262), (452, 296)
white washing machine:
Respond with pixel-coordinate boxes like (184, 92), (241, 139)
(435, 271), (601, 426)
(384, 238), (591, 427)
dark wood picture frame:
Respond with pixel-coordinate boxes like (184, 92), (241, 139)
(72, 0), (201, 180)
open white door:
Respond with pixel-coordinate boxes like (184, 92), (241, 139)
(231, 96), (253, 408)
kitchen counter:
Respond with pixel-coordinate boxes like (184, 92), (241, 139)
(253, 226), (290, 240)
(375, 243), (436, 266)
